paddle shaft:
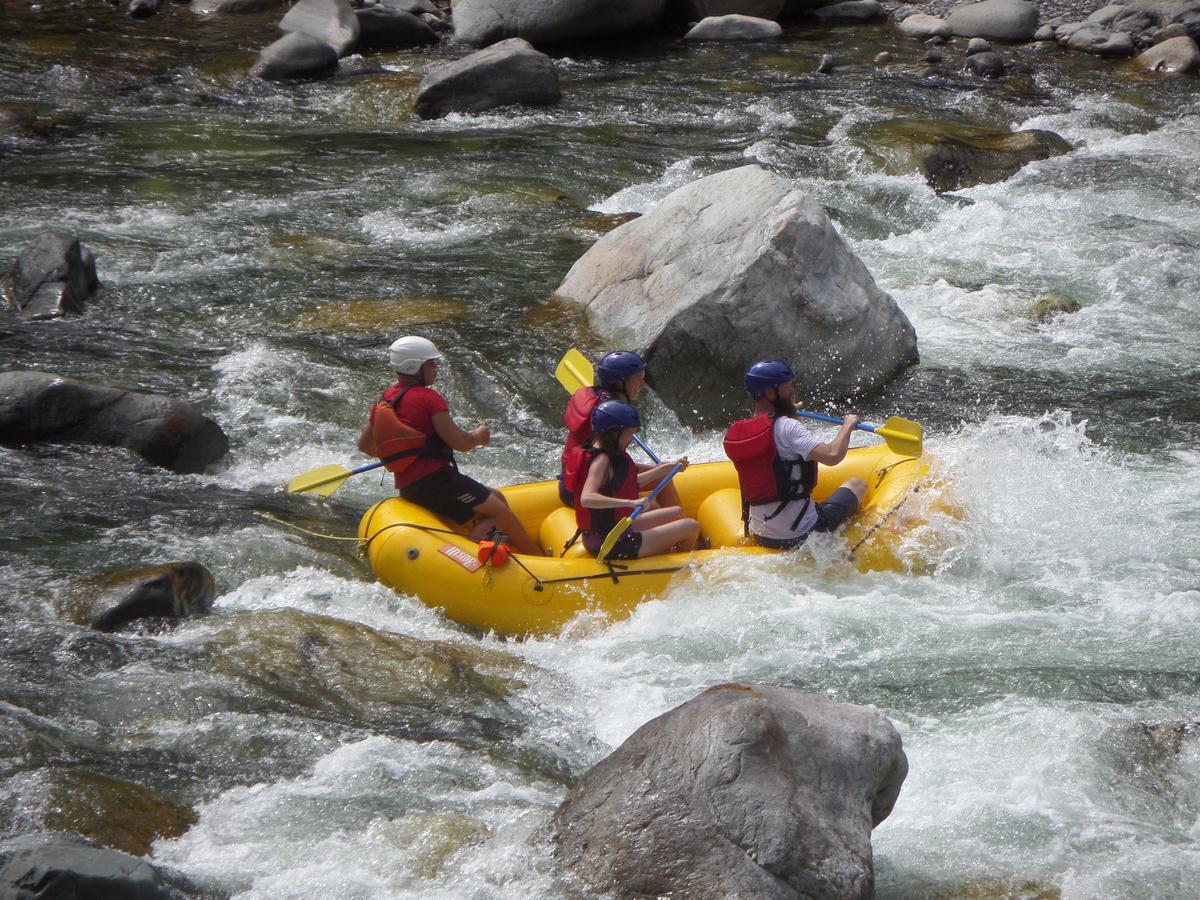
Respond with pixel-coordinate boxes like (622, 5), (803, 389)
(795, 410), (881, 434)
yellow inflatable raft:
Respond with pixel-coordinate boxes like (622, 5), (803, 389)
(358, 445), (942, 637)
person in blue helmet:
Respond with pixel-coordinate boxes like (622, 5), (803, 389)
(571, 400), (699, 560)
(723, 360), (866, 550)
(558, 350), (680, 511)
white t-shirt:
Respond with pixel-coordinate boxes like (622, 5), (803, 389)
(747, 416), (820, 540)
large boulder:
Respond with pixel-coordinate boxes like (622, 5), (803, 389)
(678, 0), (786, 18)
(250, 32), (340, 80)
(58, 562), (217, 632)
(946, 0), (1039, 40)
(553, 165), (918, 412)
(0, 371), (229, 473)
(451, 0), (669, 46)
(1134, 33), (1200, 68)
(684, 14), (784, 39)
(1113, 0), (1200, 38)
(7, 231), (100, 320)
(279, 0), (360, 57)
(414, 38), (561, 119)
(1066, 25), (1135, 54)
(553, 684), (908, 898)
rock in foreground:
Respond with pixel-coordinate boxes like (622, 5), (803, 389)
(553, 683), (908, 898)
(553, 165), (918, 412)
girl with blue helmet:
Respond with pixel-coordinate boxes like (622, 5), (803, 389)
(572, 401), (699, 560)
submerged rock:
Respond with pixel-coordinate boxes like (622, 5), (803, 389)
(59, 562), (217, 632)
(7, 231), (100, 320)
(0, 371), (230, 473)
(250, 32), (340, 80)
(452, 0), (669, 46)
(856, 119), (1072, 192)
(685, 14), (783, 40)
(553, 684), (907, 898)
(553, 165), (918, 414)
(414, 39), (561, 119)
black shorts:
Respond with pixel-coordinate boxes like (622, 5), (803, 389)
(751, 487), (860, 550)
(400, 467), (493, 525)
(582, 529), (643, 560)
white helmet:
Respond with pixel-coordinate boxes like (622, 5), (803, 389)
(388, 335), (442, 375)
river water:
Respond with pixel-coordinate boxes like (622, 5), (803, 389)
(2, 4), (1199, 897)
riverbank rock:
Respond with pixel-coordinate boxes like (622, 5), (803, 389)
(0, 371), (229, 473)
(900, 13), (954, 37)
(279, 0), (360, 57)
(0, 833), (207, 899)
(250, 32), (340, 80)
(946, 0), (1039, 40)
(1066, 26), (1135, 54)
(813, 0), (882, 21)
(553, 684), (907, 898)
(414, 39), (561, 119)
(452, 0), (669, 46)
(1134, 32), (1200, 66)
(59, 562), (217, 632)
(1113, 0), (1200, 40)
(685, 14), (783, 39)
(856, 120), (1071, 192)
(964, 49), (1006, 74)
(553, 165), (918, 413)
(680, 0), (786, 18)
(355, 6), (438, 49)
(6, 232), (99, 320)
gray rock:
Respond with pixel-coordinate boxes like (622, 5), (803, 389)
(59, 562), (217, 632)
(1033, 23), (1057, 38)
(1087, 3), (1130, 24)
(9, 231), (99, 320)
(966, 36), (992, 52)
(1055, 19), (1089, 38)
(1135, 33), (1200, 67)
(1114, 0), (1200, 39)
(946, 0), (1039, 41)
(685, 13), (783, 39)
(127, 0), (163, 17)
(250, 31), (340, 80)
(899, 13), (953, 37)
(812, 0), (882, 21)
(1067, 25), (1135, 54)
(452, 0), (669, 46)
(381, 0), (435, 11)
(279, 0), (360, 56)
(355, 7), (438, 49)
(414, 38), (561, 119)
(1111, 8), (1156, 33)
(0, 834), (175, 900)
(553, 165), (918, 413)
(553, 684), (907, 898)
(818, 52), (836, 71)
(964, 48), (1006, 74)
(678, 0), (786, 18)
(922, 46), (946, 62)
(0, 371), (229, 473)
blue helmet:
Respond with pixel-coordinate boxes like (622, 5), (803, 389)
(744, 360), (795, 399)
(595, 351), (646, 390)
(591, 400), (641, 433)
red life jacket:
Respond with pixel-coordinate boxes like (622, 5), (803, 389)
(560, 387), (612, 502)
(371, 386), (452, 474)
(723, 414), (817, 522)
(571, 447), (639, 535)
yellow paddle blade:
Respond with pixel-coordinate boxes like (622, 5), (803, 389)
(875, 416), (923, 458)
(287, 464), (353, 497)
(554, 348), (594, 394)
(597, 515), (633, 563)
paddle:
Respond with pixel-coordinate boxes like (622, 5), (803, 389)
(287, 460), (384, 497)
(795, 411), (923, 458)
(597, 462), (684, 562)
(554, 348), (661, 464)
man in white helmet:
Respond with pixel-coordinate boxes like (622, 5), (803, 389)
(358, 335), (545, 556)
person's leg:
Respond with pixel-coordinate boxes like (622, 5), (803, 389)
(636, 518), (701, 556)
(473, 490), (545, 556)
(630, 506), (685, 530)
(811, 479), (866, 533)
(640, 468), (682, 511)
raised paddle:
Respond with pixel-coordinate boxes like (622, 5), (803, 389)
(554, 348), (661, 464)
(597, 462), (684, 563)
(287, 460), (385, 497)
(795, 411), (923, 458)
